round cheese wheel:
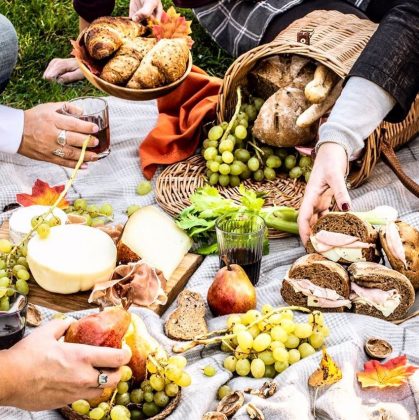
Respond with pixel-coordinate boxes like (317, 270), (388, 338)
(27, 224), (117, 294)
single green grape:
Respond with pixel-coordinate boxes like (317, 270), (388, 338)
(130, 409), (144, 420)
(294, 323), (313, 339)
(208, 125), (224, 141)
(165, 365), (182, 382)
(203, 365), (217, 377)
(251, 358), (265, 379)
(150, 374), (165, 391)
(110, 405), (131, 420)
(273, 347), (289, 362)
(154, 391), (169, 408)
(221, 121), (229, 130)
(203, 146), (218, 161)
(74, 198), (88, 211)
(48, 216), (61, 227)
(298, 342), (316, 358)
(72, 400), (90, 415)
(209, 173), (219, 185)
(0, 239), (12, 254)
(274, 360), (289, 373)
(207, 140), (218, 148)
(229, 175), (240, 187)
(16, 256), (28, 268)
(309, 333), (324, 349)
(235, 149), (251, 162)
(218, 174), (230, 187)
(230, 161), (243, 176)
(86, 205), (99, 217)
(100, 203), (113, 217)
(130, 388), (144, 404)
(144, 391), (154, 403)
(223, 355), (237, 372)
(12, 264), (26, 274)
(168, 355), (187, 369)
(264, 364), (276, 378)
(238, 119), (248, 128)
(289, 166), (303, 179)
(219, 139), (234, 153)
(127, 205), (141, 217)
(261, 147), (274, 159)
(15, 279), (29, 295)
(0, 260), (5, 270)
(31, 216), (42, 229)
(284, 155), (297, 170)
(304, 170), (311, 183)
(237, 111), (248, 121)
(165, 383), (179, 397)
(240, 167), (252, 180)
(222, 151), (234, 164)
(119, 366), (132, 382)
(234, 125), (247, 140)
(136, 181), (152, 196)
(266, 155), (282, 169)
(245, 104), (257, 121)
(215, 155), (223, 164)
(288, 349), (301, 364)
(206, 169), (214, 178)
(235, 358), (251, 376)
(84, 214), (93, 226)
(36, 223), (50, 239)
(115, 392), (130, 406)
(299, 156), (312, 168)
(254, 98), (264, 111)
(98, 402), (110, 413)
(285, 334), (300, 349)
(258, 350), (275, 366)
(253, 169), (264, 182)
(202, 139), (210, 149)
(6, 288), (15, 297)
(176, 371), (192, 387)
(142, 402), (160, 418)
(219, 164), (231, 175)
(264, 167), (276, 181)
(253, 333), (272, 352)
(91, 217), (105, 227)
(247, 157), (260, 172)
(217, 385), (232, 400)
(89, 407), (105, 420)
(209, 161), (220, 172)
(16, 269), (30, 281)
(276, 148), (288, 159)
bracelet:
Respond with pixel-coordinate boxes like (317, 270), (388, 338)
(315, 140), (350, 176)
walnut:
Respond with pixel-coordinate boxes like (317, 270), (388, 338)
(216, 391), (244, 417)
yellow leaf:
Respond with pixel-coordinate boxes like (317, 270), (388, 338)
(308, 347), (342, 387)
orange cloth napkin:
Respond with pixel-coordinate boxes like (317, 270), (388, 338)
(139, 66), (223, 179)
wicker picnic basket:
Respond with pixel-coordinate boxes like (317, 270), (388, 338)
(156, 10), (419, 232)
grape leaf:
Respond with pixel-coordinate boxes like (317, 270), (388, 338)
(357, 355), (418, 389)
(151, 6), (193, 47)
(16, 179), (69, 209)
(308, 347), (342, 387)
(70, 39), (103, 76)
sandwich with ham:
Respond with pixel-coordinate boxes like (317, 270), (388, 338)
(379, 221), (419, 290)
(306, 213), (379, 264)
(280, 254), (351, 312)
(348, 262), (414, 321)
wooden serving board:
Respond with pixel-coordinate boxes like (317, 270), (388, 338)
(0, 221), (203, 316)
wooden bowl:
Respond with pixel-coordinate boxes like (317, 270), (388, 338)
(75, 30), (192, 101)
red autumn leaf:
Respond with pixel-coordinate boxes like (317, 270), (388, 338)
(16, 179), (69, 209)
(357, 355), (419, 389)
(151, 6), (193, 48)
(70, 39), (103, 76)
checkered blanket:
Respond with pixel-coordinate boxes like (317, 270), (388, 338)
(0, 98), (418, 420)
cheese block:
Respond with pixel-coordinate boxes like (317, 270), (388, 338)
(27, 224), (117, 294)
(9, 205), (68, 244)
(117, 206), (192, 280)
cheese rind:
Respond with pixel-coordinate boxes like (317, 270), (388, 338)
(27, 224), (117, 294)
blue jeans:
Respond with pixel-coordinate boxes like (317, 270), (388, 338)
(0, 14), (18, 94)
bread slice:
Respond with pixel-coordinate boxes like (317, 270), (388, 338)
(379, 221), (419, 290)
(280, 254), (350, 313)
(164, 290), (208, 340)
(348, 262), (415, 321)
(306, 213), (379, 264)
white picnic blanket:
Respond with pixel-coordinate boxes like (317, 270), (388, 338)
(0, 98), (418, 420)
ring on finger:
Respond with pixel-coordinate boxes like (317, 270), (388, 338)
(52, 148), (65, 158)
(97, 369), (108, 388)
(57, 130), (67, 146)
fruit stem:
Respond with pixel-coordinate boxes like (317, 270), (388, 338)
(220, 86), (242, 142)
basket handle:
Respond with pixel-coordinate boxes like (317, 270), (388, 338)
(379, 131), (419, 197)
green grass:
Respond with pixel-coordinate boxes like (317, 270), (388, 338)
(0, 0), (232, 109)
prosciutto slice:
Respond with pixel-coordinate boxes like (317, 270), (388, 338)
(313, 230), (374, 252)
(385, 222), (407, 268)
(89, 261), (167, 308)
(287, 277), (351, 309)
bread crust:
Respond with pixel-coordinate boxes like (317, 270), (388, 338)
(348, 262), (415, 321)
(379, 221), (419, 289)
(306, 213), (379, 263)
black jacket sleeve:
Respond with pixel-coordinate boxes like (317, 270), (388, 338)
(348, 0), (419, 122)
(73, 0), (115, 23)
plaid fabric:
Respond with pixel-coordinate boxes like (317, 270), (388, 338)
(194, 0), (370, 57)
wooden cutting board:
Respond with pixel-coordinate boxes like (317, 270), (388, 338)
(0, 221), (203, 316)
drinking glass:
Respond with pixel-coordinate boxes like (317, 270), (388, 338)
(62, 97), (110, 159)
(216, 212), (266, 285)
(0, 293), (28, 350)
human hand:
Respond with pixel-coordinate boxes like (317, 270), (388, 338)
(298, 143), (351, 245)
(130, 0), (163, 22)
(0, 318), (131, 411)
(43, 58), (84, 85)
(19, 102), (99, 168)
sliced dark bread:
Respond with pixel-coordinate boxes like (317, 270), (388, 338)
(306, 213), (379, 263)
(348, 262), (415, 321)
(164, 290), (208, 340)
(280, 254), (350, 313)
(379, 221), (419, 290)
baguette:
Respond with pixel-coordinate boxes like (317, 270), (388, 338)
(296, 80), (343, 128)
(304, 64), (335, 103)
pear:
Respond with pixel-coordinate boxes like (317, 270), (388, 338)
(207, 262), (257, 316)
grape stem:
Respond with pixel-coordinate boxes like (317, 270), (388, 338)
(172, 305), (310, 353)
(5, 137), (91, 274)
(220, 87), (242, 143)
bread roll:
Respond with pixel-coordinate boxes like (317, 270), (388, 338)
(127, 38), (189, 89)
(84, 17), (146, 60)
(101, 37), (156, 85)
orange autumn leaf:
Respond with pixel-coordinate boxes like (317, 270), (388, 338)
(70, 39), (103, 76)
(357, 355), (418, 389)
(151, 7), (193, 47)
(308, 347), (342, 388)
(16, 179), (69, 209)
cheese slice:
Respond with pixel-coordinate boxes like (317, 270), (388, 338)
(310, 235), (366, 262)
(9, 205), (68, 244)
(118, 206), (192, 279)
(27, 224), (117, 294)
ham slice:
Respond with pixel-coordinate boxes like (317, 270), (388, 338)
(313, 230), (374, 252)
(89, 261), (167, 308)
(385, 222), (407, 268)
(287, 277), (351, 309)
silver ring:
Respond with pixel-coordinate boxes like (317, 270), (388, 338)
(57, 130), (67, 146)
(97, 369), (108, 388)
(52, 148), (65, 158)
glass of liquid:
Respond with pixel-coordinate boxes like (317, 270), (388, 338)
(0, 293), (28, 350)
(62, 97), (110, 159)
(216, 212), (266, 285)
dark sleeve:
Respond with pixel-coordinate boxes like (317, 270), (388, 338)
(73, 0), (115, 23)
(348, 0), (419, 122)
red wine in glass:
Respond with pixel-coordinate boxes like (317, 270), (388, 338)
(0, 294), (27, 350)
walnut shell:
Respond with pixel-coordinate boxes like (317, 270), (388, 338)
(216, 391), (244, 417)
(27, 303), (42, 327)
(202, 412), (228, 420)
(365, 338), (393, 359)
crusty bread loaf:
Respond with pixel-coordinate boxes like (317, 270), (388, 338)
(84, 17), (146, 60)
(379, 221), (419, 290)
(127, 38), (189, 89)
(101, 37), (156, 85)
(306, 213), (379, 263)
(164, 290), (208, 340)
(348, 262), (415, 321)
(280, 254), (350, 313)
